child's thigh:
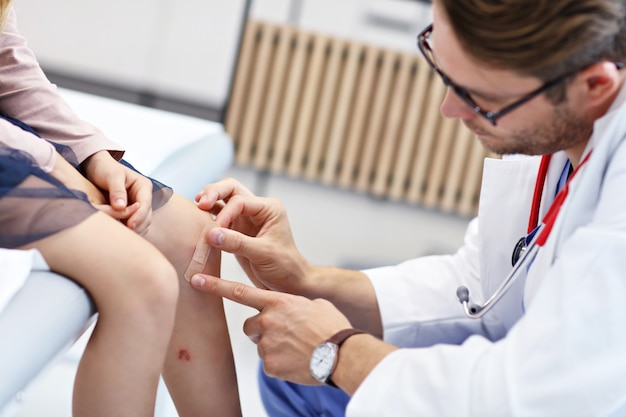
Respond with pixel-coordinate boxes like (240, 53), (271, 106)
(24, 211), (177, 308)
(0, 172), (97, 249)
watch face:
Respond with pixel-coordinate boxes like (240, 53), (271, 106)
(310, 342), (338, 383)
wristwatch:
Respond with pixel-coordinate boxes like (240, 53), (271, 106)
(309, 328), (365, 387)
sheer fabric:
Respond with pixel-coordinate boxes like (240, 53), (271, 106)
(0, 114), (173, 249)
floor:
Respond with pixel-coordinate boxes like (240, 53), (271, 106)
(1, 165), (471, 417)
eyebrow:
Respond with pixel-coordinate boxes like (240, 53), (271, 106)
(429, 45), (513, 102)
(429, 37), (534, 105)
(444, 70), (512, 102)
(465, 87), (510, 102)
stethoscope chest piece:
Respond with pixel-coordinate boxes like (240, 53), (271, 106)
(457, 152), (591, 319)
(511, 236), (527, 266)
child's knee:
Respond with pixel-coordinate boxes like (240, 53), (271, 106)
(142, 260), (179, 310)
(117, 258), (179, 321)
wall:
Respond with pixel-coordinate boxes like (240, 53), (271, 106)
(14, 0), (247, 114)
(13, 0), (431, 119)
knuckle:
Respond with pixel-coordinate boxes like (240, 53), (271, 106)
(229, 233), (246, 252)
(231, 282), (249, 301)
(229, 194), (245, 205)
(311, 297), (335, 311)
(311, 297), (331, 307)
(267, 197), (287, 214)
(255, 313), (274, 329)
(223, 177), (239, 187)
(263, 356), (278, 376)
(221, 196), (245, 217)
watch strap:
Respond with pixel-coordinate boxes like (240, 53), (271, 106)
(325, 328), (366, 388)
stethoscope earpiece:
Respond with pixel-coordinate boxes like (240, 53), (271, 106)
(456, 286), (469, 303)
(456, 285), (485, 318)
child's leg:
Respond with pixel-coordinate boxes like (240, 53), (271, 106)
(25, 211), (179, 417)
(142, 193), (242, 417)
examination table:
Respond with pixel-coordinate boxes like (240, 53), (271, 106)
(0, 88), (234, 412)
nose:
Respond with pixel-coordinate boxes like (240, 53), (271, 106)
(440, 88), (476, 121)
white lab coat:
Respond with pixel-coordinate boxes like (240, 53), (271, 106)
(349, 84), (626, 416)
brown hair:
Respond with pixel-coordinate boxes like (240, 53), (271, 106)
(437, 0), (626, 101)
(0, 0), (12, 29)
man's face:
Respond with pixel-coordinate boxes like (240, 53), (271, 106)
(431, 3), (593, 156)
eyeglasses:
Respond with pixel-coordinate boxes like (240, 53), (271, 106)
(416, 23), (622, 126)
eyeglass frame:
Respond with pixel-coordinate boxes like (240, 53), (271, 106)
(417, 23), (624, 126)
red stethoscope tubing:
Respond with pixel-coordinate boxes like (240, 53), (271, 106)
(458, 151), (592, 319)
(527, 154), (552, 233)
(529, 152), (592, 247)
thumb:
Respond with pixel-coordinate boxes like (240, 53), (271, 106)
(208, 227), (247, 250)
(107, 176), (128, 210)
(207, 227), (257, 257)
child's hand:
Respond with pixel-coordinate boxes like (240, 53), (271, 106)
(80, 151), (153, 235)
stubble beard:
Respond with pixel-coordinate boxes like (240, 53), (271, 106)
(466, 104), (593, 157)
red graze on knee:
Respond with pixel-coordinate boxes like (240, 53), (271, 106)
(178, 349), (192, 361)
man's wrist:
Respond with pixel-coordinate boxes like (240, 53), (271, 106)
(301, 266), (353, 299)
(329, 332), (397, 395)
(325, 329), (367, 387)
(310, 328), (366, 387)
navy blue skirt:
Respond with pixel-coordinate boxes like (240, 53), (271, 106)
(0, 114), (172, 248)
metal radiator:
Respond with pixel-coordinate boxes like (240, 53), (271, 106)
(225, 20), (495, 216)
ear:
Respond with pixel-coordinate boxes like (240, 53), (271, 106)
(575, 61), (622, 108)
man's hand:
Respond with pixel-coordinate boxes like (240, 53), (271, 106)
(195, 179), (313, 294)
(195, 179), (386, 338)
(190, 273), (351, 385)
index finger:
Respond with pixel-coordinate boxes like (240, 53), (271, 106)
(196, 178), (255, 208)
(191, 274), (275, 311)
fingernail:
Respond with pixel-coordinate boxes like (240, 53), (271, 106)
(209, 229), (225, 246)
(198, 194), (207, 205)
(115, 198), (126, 207)
(191, 275), (206, 287)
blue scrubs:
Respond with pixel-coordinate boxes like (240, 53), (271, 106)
(259, 362), (350, 417)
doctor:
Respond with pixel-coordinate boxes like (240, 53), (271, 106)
(191, 0), (626, 415)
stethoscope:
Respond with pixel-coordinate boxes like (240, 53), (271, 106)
(456, 152), (592, 319)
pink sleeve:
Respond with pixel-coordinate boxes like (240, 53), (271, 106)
(0, 7), (124, 172)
